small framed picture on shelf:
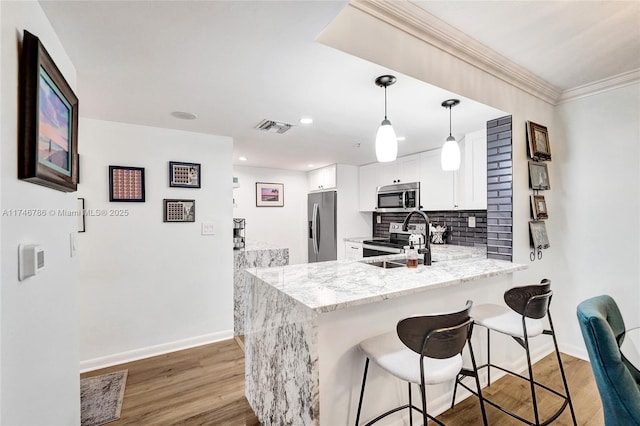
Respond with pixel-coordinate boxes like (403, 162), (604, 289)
(256, 182), (284, 207)
(169, 161), (201, 188)
(529, 161), (550, 190)
(526, 121), (552, 161)
(530, 195), (548, 220)
(163, 199), (195, 222)
(109, 166), (145, 202)
(529, 221), (550, 249)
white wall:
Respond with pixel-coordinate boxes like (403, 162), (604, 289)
(1, 2), (80, 424)
(319, 5), (640, 360)
(553, 83), (640, 353)
(77, 119), (233, 368)
(233, 165), (308, 264)
(336, 164), (372, 259)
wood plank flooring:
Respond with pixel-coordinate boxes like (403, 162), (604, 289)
(81, 340), (602, 425)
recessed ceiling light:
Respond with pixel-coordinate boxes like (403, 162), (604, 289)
(171, 111), (197, 120)
(239, 156), (248, 161)
(396, 136), (406, 141)
(299, 117), (313, 125)
(308, 164), (315, 168)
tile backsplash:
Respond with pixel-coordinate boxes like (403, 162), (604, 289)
(374, 210), (487, 247)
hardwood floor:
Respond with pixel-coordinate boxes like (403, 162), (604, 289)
(81, 340), (602, 425)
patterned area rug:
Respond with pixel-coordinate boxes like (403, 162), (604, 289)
(80, 370), (128, 426)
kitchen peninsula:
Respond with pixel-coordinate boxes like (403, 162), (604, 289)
(244, 246), (526, 425)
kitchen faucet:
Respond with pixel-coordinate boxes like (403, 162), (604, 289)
(401, 211), (432, 266)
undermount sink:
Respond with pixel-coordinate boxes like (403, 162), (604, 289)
(362, 258), (436, 269)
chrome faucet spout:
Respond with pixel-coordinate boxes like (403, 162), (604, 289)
(401, 211), (431, 266)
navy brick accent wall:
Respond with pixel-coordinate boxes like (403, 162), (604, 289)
(373, 210), (487, 247)
(486, 116), (513, 261)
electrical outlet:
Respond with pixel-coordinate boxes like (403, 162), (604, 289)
(376, 215), (381, 224)
(201, 222), (215, 235)
(468, 216), (476, 228)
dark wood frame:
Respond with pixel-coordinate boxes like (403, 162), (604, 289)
(109, 166), (146, 202)
(255, 182), (284, 207)
(163, 199), (196, 222)
(528, 161), (550, 190)
(77, 198), (85, 232)
(529, 220), (550, 249)
(530, 195), (548, 220)
(527, 121), (551, 161)
(169, 161), (201, 188)
(19, 30), (79, 192)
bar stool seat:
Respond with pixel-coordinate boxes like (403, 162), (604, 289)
(472, 304), (545, 338)
(452, 279), (577, 426)
(359, 331), (463, 385)
(355, 300), (487, 426)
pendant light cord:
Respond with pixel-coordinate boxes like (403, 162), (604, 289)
(449, 105), (452, 137)
(384, 86), (388, 120)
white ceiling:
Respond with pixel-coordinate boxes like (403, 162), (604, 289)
(38, 1), (639, 172)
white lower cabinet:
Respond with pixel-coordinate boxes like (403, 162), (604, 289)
(344, 241), (363, 259)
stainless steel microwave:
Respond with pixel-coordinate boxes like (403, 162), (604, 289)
(376, 182), (421, 213)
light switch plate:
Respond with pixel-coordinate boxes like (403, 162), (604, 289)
(201, 222), (215, 235)
(70, 233), (77, 257)
(468, 216), (476, 228)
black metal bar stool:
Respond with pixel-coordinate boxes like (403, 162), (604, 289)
(452, 279), (577, 425)
(355, 301), (488, 426)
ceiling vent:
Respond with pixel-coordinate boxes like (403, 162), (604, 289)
(254, 119), (293, 134)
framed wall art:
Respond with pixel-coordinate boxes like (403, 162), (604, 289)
(169, 161), (201, 188)
(529, 161), (550, 190)
(109, 166), (145, 202)
(77, 198), (86, 232)
(19, 30), (79, 192)
(163, 199), (195, 222)
(529, 221), (550, 249)
(256, 182), (284, 207)
(526, 121), (552, 161)
(530, 195), (548, 220)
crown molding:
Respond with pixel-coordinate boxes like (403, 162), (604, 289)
(558, 68), (640, 104)
(350, 0), (562, 105)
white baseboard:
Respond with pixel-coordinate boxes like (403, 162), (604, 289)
(79, 330), (233, 373)
(559, 342), (589, 361)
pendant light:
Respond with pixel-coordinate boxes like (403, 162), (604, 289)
(374, 75), (398, 163)
(441, 99), (461, 171)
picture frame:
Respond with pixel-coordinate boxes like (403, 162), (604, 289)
(530, 195), (548, 220)
(526, 121), (552, 161)
(19, 30), (79, 192)
(169, 161), (201, 188)
(163, 199), (195, 222)
(109, 166), (145, 202)
(529, 221), (550, 249)
(256, 182), (284, 207)
(77, 198), (85, 232)
(528, 161), (550, 190)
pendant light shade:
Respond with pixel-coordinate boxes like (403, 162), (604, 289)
(374, 75), (398, 163)
(440, 99), (461, 171)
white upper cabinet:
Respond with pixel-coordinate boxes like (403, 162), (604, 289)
(308, 164), (337, 192)
(456, 130), (487, 210)
(419, 149), (455, 210)
(378, 154), (421, 186)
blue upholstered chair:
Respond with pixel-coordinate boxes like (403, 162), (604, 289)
(577, 295), (640, 425)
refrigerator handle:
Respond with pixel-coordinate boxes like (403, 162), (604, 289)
(312, 203), (319, 254)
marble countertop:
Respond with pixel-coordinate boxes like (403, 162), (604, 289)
(235, 240), (287, 252)
(247, 248), (525, 314)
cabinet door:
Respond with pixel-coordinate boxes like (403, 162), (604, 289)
(308, 165), (337, 192)
(419, 149), (455, 210)
(344, 241), (363, 259)
(379, 162), (401, 185)
(399, 154), (420, 183)
(456, 130), (487, 209)
(359, 163), (379, 211)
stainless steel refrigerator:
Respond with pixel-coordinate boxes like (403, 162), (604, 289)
(308, 191), (337, 263)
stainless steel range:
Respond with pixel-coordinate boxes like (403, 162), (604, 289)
(362, 222), (427, 257)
